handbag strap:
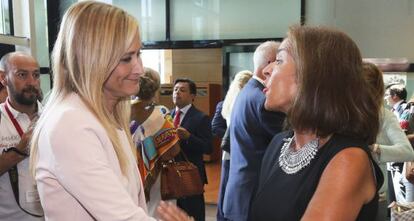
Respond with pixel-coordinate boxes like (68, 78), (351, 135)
(178, 150), (192, 163)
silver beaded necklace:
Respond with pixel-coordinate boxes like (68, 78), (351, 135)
(278, 135), (319, 174)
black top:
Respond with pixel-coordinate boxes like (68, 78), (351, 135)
(250, 131), (383, 221)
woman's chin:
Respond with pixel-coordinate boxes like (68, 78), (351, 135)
(264, 101), (276, 112)
(265, 101), (287, 113)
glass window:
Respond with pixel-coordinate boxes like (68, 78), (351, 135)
(229, 52), (254, 80)
(141, 49), (166, 82)
(171, 0), (300, 40)
(113, 0), (166, 42)
(0, 0), (12, 35)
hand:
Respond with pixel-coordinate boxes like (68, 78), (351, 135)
(157, 201), (194, 221)
(16, 127), (34, 154)
(369, 144), (380, 159)
(176, 127), (191, 140)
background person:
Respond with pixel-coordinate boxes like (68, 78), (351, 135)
(29, 2), (190, 220)
(130, 67), (180, 217)
(362, 62), (414, 219)
(211, 101), (226, 140)
(0, 82), (7, 103)
(223, 41), (285, 221)
(250, 25), (383, 220)
(171, 78), (212, 221)
(0, 52), (43, 220)
(216, 70), (252, 221)
(386, 84), (407, 119)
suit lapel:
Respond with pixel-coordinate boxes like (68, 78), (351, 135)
(180, 105), (195, 127)
(171, 109), (176, 118)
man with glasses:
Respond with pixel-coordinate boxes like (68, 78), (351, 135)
(0, 52), (43, 220)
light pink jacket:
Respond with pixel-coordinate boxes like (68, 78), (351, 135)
(35, 93), (155, 221)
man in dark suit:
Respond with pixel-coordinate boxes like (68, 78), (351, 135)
(171, 78), (212, 221)
(223, 41), (285, 221)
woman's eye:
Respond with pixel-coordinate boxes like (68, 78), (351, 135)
(276, 59), (282, 65)
(121, 57), (132, 63)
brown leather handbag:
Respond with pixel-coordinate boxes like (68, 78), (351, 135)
(160, 152), (204, 200)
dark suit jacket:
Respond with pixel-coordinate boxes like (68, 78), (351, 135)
(172, 105), (212, 184)
(223, 78), (285, 221)
(211, 101), (227, 139)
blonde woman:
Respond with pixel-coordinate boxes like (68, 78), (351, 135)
(30, 2), (190, 221)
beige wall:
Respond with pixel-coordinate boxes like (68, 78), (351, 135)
(165, 48), (222, 85)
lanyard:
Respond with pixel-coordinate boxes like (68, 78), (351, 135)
(4, 101), (43, 217)
(4, 101), (24, 138)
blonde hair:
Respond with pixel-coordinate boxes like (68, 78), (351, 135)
(30, 1), (140, 176)
(221, 70), (253, 123)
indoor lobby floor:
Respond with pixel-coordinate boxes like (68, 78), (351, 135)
(205, 160), (221, 220)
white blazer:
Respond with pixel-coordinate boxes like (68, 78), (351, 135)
(35, 93), (155, 221)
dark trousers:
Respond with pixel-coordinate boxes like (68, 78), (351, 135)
(387, 170), (396, 218)
(177, 194), (205, 221)
(217, 159), (230, 221)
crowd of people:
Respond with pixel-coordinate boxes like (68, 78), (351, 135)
(1, 1), (414, 221)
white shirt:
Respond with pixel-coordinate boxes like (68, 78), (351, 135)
(392, 100), (406, 119)
(175, 103), (192, 126)
(0, 99), (44, 221)
(35, 93), (155, 221)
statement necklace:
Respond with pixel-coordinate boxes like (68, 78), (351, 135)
(278, 135), (319, 174)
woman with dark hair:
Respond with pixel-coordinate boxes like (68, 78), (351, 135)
(363, 62), (414, 219)
(250, 25), (383, 220)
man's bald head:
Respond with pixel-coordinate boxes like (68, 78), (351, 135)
(0, 52), (39, 74)
(0, 52), (41, 105)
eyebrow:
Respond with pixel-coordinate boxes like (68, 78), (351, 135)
(15, 69), (40, 72)
(122, 51), (136, 56)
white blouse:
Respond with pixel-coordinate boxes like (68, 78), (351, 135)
(376, 108), (414, 163)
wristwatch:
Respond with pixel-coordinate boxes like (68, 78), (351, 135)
(2, 147), (29, 157)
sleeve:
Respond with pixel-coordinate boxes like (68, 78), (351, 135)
(211, 102), (227, 138)
(49, 111), (155, 221)
(185, 114), (213, 154)
(378, 111), (414, 163)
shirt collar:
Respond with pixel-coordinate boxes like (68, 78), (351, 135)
(393, 100), (404, 110)
(5, 98), (42, 118)
(253, 75), (265, 86)
(176, 103), (192, 116)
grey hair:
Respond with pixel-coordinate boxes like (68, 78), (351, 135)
(253, 41), (280, 73)
(0, 53), (12, 72)
(0, 52), (31, 72)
